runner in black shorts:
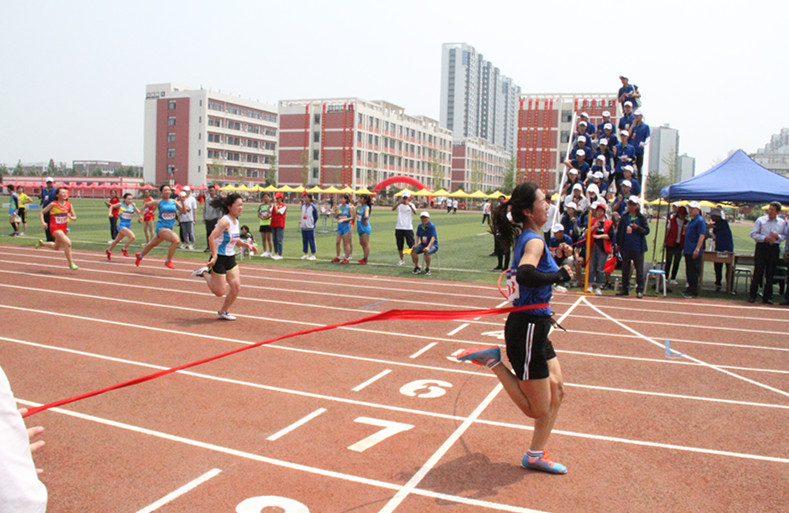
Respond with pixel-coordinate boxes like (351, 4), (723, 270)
(456, 182), (573, 475)
(210, 254), (237, 276)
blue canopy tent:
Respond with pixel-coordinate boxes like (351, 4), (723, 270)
(660, 149), (789, 202)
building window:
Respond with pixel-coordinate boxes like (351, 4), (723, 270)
(314, 113), (321, 124)
(313, 131), (320, 143)
(168, 116), (176, 126)
(560, 131), (570, 143)
(313, 149), (320, 160)
(168, 100), (176, 110)
(561, 110), (572, 123)
(312, 167), (319, 179)
(167, 149), (175, 158)
(167, 132), (175, 142)
(167, 164), (175, 175)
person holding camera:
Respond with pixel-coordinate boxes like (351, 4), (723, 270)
(392, 190), (417, 266)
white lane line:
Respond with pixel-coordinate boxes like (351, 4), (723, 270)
(16, 399), (548, 513)
(266, 409), (327, 441)
(351, 369), (392, 392)
(136, 468), (222, 513)
(446, 324), (469, 336)
(584, 298), (789, 399)
(409, 342), (438, 359)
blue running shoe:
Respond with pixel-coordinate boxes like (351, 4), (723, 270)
(521, 452), (567, 474)
(456, 345), (501, 368)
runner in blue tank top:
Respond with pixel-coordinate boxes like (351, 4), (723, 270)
(456, 182), (574, 475)
(135, 184), (186, 269)
(106, 193), (142, 260)
(190, 193), (255, 321)
(356, 195), (372, 264)
(332, 194), (354, 263)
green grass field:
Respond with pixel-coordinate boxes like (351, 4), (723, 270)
(3, 199), (764, 296)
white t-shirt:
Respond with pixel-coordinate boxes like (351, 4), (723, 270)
(395, 202), (416, 230)
(0, 367), (47, 513)
(543, 203), (557, 234)
(179, 195), (197, 222)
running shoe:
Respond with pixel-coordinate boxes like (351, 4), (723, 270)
(456, 345), (501, 368)
(595, 287), (602, 296)
(271, 254), (283, 260)
(191, 266), (210, 278)
(122, 248), (129, 257)
(35, 239), (43, 249)
(135, 252), (142, 266)
(424, 269), (431, 276)
(105, 249), (112, 260)
(358, 258), (367, 265)
(521, 452), (567, 474)
(307, 254), (316, 260)
(217, 311), (237, 321)
(69, 262), (79, 271)
(261, 251), (271, 257)
(341, 258), (350, 264)
(164, 260), (175, 269)
(300, 254), (309, 260)
(412, 266), (421, 274)
(332, 257), (341, 263)
(397, 259), (405, 266)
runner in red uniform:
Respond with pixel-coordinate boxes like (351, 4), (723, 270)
(37, 187), (78, 270)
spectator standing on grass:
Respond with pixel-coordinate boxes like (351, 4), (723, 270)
(7, 185), (20, 236)
(682, 201), (706, 298)
(105, 188), (120, 242)
(270, 192), (287, 260)
(491, 199), (515, 271)
(39, 177), (57, 242)
(16, 186), (32, 235)
(178, 186), (197, 250)
(0, 365), (47, 513)
(203, 184), (221, 252)
(356, 194), (372, 264)
(411, 211), (438, 275)
(616, 196), (649, 298)
(588, 202), (614, 296)
(299, 193), (318, 260)
(748, 201), (786, 304)
(482, 198), (491, 224)
(664, 205), (687, 288)
(709, 208), (733, 292)
(392, 190), (417, 266)
(257, 193), (273, 257)
(452, 198), (458, 213)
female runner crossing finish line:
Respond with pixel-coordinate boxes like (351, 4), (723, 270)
(191, 193), (255, 320)
(457, 182), (573, 474)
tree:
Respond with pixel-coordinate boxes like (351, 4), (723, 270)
(47, 158), (57, 177)
(91, 166), (104, 177)
(208, 158), (225, 178)
(645, 173), (670, 201)
(300, 150), (310, 186)
(661, 149), (681, 184)
(502, 153), (516, 194)
(470, 158), (484, 192)
(13, 160), (23, 176)
(429, 152), (445, 190)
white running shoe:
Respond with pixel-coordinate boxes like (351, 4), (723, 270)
(217, 311), (237, 321)
(191, 266), (210, 278)
(261, 251), (271, 257)
(307, 254), (316, 260)
(398, 260), (405, 266)
(554, 285), (567, 293)
(271, 254), (283, 260)
(587, 286), (593, 293)
(300, 254), (309, 260)
(595, 287), (602, 296)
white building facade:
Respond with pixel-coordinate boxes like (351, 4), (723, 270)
(440, 43), (521, 153)
(143, 83), (277, 186)
(451, 137), (509, 192)
(753, 127), (789, 177)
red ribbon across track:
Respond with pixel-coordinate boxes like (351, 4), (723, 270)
(22, 303), (548, 418)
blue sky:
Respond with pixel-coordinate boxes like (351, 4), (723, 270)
(2, 0), (786, 172)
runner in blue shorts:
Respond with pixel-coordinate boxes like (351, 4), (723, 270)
(191, 193), (255, 321)
(332, 194), (354, 264)
(135, 184), (186, 269)
(356, 194), (372, 264)
(106, 193), (142, 260)
(456, 182), (574, 475)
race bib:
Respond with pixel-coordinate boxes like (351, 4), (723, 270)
(162, 212), (175, 220)
(121, 211), (133, 220)
(422, 236), (427, 244)
(506, 269), (520, 303)
(54, 214), (68, 224)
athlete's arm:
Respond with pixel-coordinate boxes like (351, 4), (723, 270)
(516, 238), (572, 287)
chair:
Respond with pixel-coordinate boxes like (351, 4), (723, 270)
(647, 268), (667, 297)
(732, 267), (753, 295)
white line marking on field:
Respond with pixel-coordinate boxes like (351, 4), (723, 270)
(136, 468), (222, 513)
(352, 369), (392, 392)
(266, 409), (327, 441)
(446, 323), (469, 336)
(409, 342), (438, 359)
(583, 298), (789, 399)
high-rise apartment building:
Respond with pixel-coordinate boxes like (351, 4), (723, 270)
(516, 93), (618, 192)
(143, 83), (278, 186)
(450, 137), (509, 192)
(753, 128), (789, 177)
(440, 43), (521, 153)
(678, 154), (696, 181)
(278, 98), (453, 189)
(648, 125), (680, 182)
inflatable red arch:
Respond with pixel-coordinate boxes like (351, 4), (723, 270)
(371, 175), (429, 192)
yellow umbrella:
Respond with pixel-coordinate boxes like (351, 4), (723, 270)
(306, 185), (323, 193)
(239, 184), (257, 191)
(644, 198), (671, 206)
(432, 188), (450, 196)
(259, 184), (277, 192)
(487, 190), (505, 199)
(470, 190), (489, 198)
(354, 186), (373, 195)
(220, 184), (241, 191)
(338, 186), (354, 194)
(550, 192), (560, 202)
(393, 188), (412, 196)
(449, 189), (469, 198)
(413, 188), (433, 196)
(292, 185), (306, 193)
(323, 185), (341, 193)
(277, 185), (296, 192)
(698, 200), (718, 208)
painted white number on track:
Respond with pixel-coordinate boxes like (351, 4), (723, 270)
(347, 417), (414, 452)
(481, 330), (505, 340)
(236, 496), (309, 513)
(399, 379), (452, 399)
